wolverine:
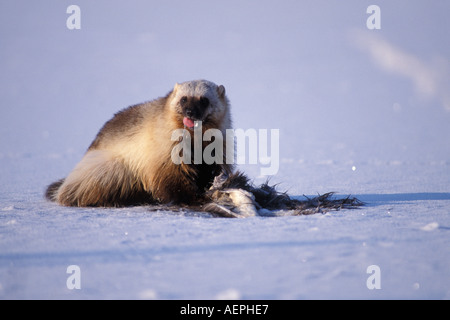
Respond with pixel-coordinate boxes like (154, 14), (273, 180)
(46, 79), (363, 217)
(46, 80), (233, 207)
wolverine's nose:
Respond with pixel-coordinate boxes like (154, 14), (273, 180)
(181, 96), (210, 120)
(184, 107), (203, 121)
(182, 107), (199, 121)
(185, 108), (195, 118)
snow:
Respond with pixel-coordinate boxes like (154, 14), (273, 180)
(1, 1), (450, 299)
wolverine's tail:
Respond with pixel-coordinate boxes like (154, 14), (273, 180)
(45, 179), (65, 202)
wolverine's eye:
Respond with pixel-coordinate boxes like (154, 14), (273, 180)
(199, 97), (209, 108)
(180, 97), (188, 105)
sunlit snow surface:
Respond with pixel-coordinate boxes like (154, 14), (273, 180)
(1, 1), (449, 299)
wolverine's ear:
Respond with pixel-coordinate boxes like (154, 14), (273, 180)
(173, 83), (180, 94)
(217, 85), (226, 98)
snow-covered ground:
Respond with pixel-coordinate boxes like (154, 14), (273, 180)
(1, 1), (449, 299)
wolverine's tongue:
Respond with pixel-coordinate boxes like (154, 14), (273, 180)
(183, 117), (195, 128)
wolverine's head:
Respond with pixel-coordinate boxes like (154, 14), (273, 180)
(169, 80), (230, 131)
